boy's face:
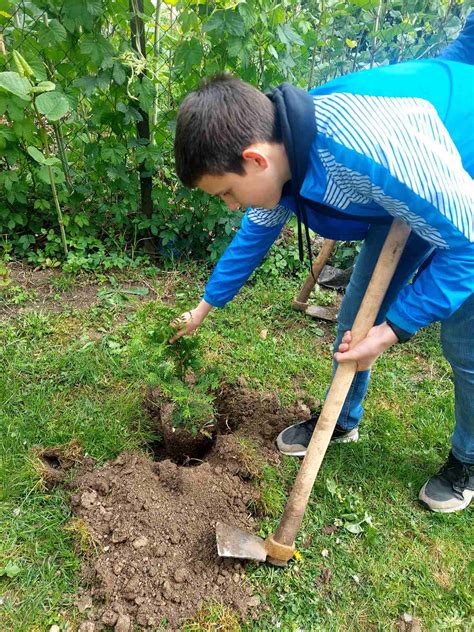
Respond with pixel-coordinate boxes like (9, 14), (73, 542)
(197, 143), (290, 211)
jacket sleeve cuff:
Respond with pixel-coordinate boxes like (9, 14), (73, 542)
(203, 291), (225, 309)
(385, 318), (413, 344)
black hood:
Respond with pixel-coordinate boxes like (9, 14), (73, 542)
(268, 82), (329, 269)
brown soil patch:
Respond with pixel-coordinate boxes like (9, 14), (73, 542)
(0, 261), (160, 319)
(72, 453), (257, 630)
(69, 381), (317, 630)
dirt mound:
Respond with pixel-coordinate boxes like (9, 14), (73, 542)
(72, 452), (259, 630)
(70, 381), (319, 630)
(214, 378), (317, 458)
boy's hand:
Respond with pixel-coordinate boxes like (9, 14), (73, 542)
(333, 322), (399, 371)
(169, 300), (213, 343)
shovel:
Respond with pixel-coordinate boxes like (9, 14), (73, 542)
(292, 238), (338, 322)
(217, 219), (411, 565)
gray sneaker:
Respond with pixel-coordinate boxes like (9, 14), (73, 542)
(276, 414), (359, 457)
(419, 451), (474, 513)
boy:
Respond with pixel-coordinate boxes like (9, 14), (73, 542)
(171, 17), (474, 513)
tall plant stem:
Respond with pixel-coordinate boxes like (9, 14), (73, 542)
(370, 0), (384, 68)
(52, 123), (73, 190)
(152, 0), (162, 131)
(33, 101), (68, 257)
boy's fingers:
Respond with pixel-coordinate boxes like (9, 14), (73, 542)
(169, 331), (183, 343)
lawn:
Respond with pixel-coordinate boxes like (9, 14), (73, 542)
(0, 263), (472, 631)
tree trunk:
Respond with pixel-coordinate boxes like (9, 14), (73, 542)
(130, 0), (156, 256)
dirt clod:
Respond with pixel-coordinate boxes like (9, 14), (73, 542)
(114, 614), (132, 632)
(132, 536), (149, 549)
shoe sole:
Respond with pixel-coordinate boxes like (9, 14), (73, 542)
(418, 485), (473, 513)
(277, 428), (359, 457)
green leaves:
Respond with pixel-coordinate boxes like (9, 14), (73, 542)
(0, 72), (31, 100)
(27, 146), (61, 166)
(12, 50), (34, 79)
(138, 75), (156, 112)
(276, 23), (304, 48)
(36, 91), (70, 120)
(0, 560), (21, 578)
(27, 146), (45, 163)
(202, 9), (245, 38)
(30, 81), (56, 94)
(174, 38), (203, 75)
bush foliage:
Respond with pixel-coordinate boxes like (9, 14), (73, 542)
(0, 0), (468, 270)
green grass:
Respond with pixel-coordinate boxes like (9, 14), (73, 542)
(0, 265), (472, 630)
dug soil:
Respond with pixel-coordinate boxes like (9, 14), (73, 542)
(70, 379), (316, 630)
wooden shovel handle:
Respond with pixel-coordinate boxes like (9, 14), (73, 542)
(293, 239), (336, 310)
(273, 219), (411, 548)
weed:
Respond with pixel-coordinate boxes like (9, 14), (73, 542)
(181, 601), (241, 632)
(1, 285), (38, 305)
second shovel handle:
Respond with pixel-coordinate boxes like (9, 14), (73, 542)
(273, 219), (411, 547)
(293, 239), (336, 309)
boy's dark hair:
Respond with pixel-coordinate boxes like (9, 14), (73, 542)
(174, 74), (281, 188)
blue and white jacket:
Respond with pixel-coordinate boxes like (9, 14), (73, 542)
(203, 57), (474, 336)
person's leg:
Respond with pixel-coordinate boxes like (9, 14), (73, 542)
(419, 293), (474, 512)
(334, 223), (433, 430)
(277, 221), (433, 456)
(442, 293), (474, 464)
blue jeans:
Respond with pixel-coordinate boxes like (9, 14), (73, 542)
(333, 223), (474, 464)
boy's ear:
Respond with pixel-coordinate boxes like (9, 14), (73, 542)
(242, 147), (269, 169)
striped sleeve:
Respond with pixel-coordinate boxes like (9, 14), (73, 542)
(203, 205), (292, 307)
(314, 92), (474, 331)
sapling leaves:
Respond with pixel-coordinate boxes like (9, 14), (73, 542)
(148, 305), (218, 435)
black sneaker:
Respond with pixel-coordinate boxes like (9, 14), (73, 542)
(419, 451), (474, 513)
(276, 414), (359, 457)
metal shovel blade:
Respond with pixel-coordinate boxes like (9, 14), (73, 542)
(304, 304), (338, 322)
(216, 522), (267, 561)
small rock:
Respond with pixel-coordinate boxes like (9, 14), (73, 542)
(76, 594), (93, 613)
(102, 546), (110, 553)
(232, 573), (240, 583)
(247, 596), (261, 608)
(99, 506), (112, 519)
(174, 568), (187, 583)
(78, 623), (95, 632)
(155, 544), (167, 557)
(80, 490), (98, 510)
(124, 575), (140, 597)
(132, 536), (149, 549)
(111, 529), (128, 544)
(49, 626), (60, 632)
(115, 614), (131, 632)
(101, 610), (118, 626)
(169, 531), (180, 545)
(321, 549), (329, 557)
